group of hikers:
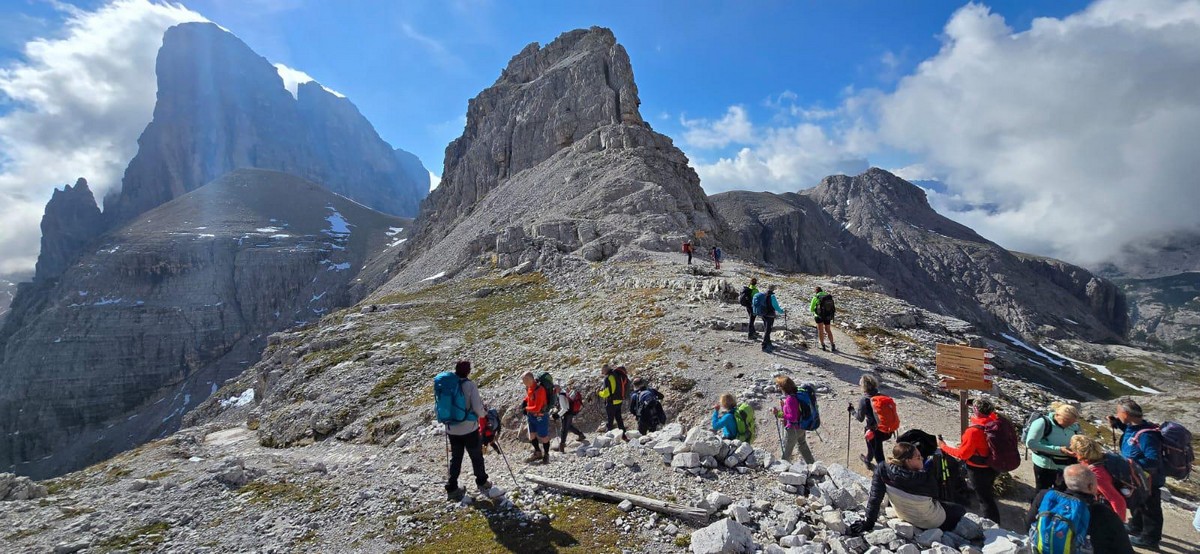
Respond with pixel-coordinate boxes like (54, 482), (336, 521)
(737, 278), (838, 354)
(437, 358), (1193, 552)
(682, 240), (723, 270)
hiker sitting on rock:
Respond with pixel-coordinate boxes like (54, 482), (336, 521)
(850, 442), (968, 536)
(1025, 464), (1134, 554)
(521, 371), (551, 465)
(711, 394), (739, 440)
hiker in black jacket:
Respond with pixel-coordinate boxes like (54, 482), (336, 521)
(850, 442), (967, 535)
(1025, 464), (1134, 554)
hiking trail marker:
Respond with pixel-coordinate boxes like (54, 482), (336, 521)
(935, 343), (995, 433)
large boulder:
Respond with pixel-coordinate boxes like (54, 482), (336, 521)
(690, 518), (755, 554)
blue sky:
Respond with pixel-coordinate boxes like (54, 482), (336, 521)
(2, 0), (1199, 272)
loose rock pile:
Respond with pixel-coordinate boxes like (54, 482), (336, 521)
(0, 472), (47, 501)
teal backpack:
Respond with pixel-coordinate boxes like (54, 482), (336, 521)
(1028, 490), (1091, 554)
(434, 372), (475, 424)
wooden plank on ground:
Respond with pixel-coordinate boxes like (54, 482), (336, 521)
(524, 474), (709, 523)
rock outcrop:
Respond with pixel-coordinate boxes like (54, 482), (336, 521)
(713, 168), (1127, 341)
(105, 22), (427, 224)
(0, 169), (404, 478)
(384, 27), (723, 292)
(33, 179), (105, 283)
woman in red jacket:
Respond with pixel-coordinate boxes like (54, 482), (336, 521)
(937, 398), (1000, 522)
(1070, 434), (1128, 522)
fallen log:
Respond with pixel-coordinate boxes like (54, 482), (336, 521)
(524, 473), (708, 523)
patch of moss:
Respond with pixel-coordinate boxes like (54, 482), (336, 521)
(238, 479), (337, 513)
(667, 375), (697, 393)
(4, 525), (47, 541)
(406, 498), (623, 554)
(103, 465), (133, 483)
(145, 469), (176, 481)
(94, 521), (170, 553)
(44, 473), (87, 495)
(674, 534), (691, 548)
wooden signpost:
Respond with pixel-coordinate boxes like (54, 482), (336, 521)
(935, 343), (995, 433)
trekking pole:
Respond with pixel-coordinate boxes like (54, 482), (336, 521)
(846, 409), (852, 466)
(774, 413), (784, 458)
(492, 443), (519, 488)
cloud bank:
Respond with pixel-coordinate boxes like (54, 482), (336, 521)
(0, 0), (205, 274)
(686, 0), (1200, 266)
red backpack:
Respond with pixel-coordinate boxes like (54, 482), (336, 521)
(566, 390), (583, 415)
(871, 395), (900, 434)
(972, 415), (1021, 472)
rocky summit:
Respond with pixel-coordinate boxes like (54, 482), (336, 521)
(0, 169), (405, 478)
(713, 168), (1127, 342)
(104, 22), (428, 225)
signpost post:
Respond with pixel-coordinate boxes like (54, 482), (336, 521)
(935, 343), (994, 433)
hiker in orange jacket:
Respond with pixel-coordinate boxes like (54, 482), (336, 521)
(521, 372), (550, 465)
(938, 398), (1000, 522)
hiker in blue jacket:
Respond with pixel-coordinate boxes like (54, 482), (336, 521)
(1107, 397), (1163, 549)
(711, 393), (739, 439)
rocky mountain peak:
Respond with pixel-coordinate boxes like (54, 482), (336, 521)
(105, 22), (427, 225)
(415, 27), (646, 241)
(33, 178), (103, 283)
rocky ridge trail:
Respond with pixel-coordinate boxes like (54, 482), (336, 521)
(3, 255), (1195, 553)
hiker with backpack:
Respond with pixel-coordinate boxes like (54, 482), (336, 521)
(936, 398), (1017, 522)
(520, 371), (552, 465)
(712, 394), (740, 439)
(629, 377), (667, 435)
(711, 245), (723, 270)
(771, 376), (817, 464)
(551, 380), (586, 452)
(752, 284), (785, 353)
(1025, 464), (1134, 554)
(850, 374), (899, 469)
(1068, 435), (1135, 522)
(739, 278), (761, 340)
(849, 442), (969, 537)
(810, 287), (837, 352)
(1024, 402), (1082, 491)
(434, 361), (492, 501)
(1107, 398), (1170, 549)
(682, 240), (694, 265)
(597, 364), (629, 442)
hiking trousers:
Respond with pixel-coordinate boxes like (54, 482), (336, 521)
(1129, 484), (1163, 543)
(1032, 465), (1063, 491)
(746, 306), (757, 337)
(967, 465), (1000, 523)
(866, 430), (892, 464)
(782, 427), (815, 464)
(637, 417), (660, 436)
(558, 412), (584, 445)
(446, 431), (488, 492)
(762, 316), (776, 349)
(605, 403), (626, 432)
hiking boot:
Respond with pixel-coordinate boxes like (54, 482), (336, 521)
(859, 454), (875, 470)
(555, 443), (565, 453)
(447, 488), (465, 502)
(1129, 536), (1159, 549)
(575, 432), (587, 442)
(820, 344), (827, 351)
(831, 344), (838, 353)
(541, 452), (550, 465)
(1125, 524), (1143, 536)
(524, 452), (542, 463)
(621, 432), (630, 442)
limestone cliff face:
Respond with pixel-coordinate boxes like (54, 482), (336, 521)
(33, 179), (105, 283)
(106, 22), (427, 224)
(713, 168), (1127, 341)
(0, 170), (404, 478)
(386, 27), (722, 292)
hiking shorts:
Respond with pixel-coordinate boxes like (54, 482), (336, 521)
(814, 316), (833, 325)
(526, 413), (550, 437)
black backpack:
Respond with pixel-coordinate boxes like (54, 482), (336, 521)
(817, 293), (836, 319)
(633, 388), (665, 426)
(738, 287), (753, 307)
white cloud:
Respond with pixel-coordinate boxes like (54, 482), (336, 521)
(872, 0), (1200, 265)
(0, 0), (206, 274)
(680, 105), (755, 149)
(273, 63), (344, 99)
(428, 170), (441, 191)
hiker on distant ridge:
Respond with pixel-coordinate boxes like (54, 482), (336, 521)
(1107, 397), (1165, 549)
(850, 374), (899, 469)
(1025, 402), (1082, 491)
(1025, 464), (1134, 554)
(551, 380), (586, 452)
(849, 442), (968, 537)
(712, 394), (739, 439)
(810, 286), (837, 352)
(629, 377), (666, 435)
(711, 245), (723, 270)
(436, 361), (492, 501)
(597, 364), (629, 442)
(521, 371), (551, 465)
(739, 278), (761, 340)
(937, 398), (1005, 522)
(682, 240), (694, 265)
(752, 284), (785, 353)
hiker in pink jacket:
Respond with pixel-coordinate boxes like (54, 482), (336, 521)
(772, 376), (815, 464)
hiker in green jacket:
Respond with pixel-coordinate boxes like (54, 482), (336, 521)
(810, 287), (837, 352)
(1024, 402), (1082, 491)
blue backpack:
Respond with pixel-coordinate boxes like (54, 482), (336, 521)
(752, 292), (770, 317)
(794, 384), (821, 431)
(434, 372), (476, 424)
(1029, 490), (1091, 554)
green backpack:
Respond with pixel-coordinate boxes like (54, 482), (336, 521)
(536, 371), (558, 411)
(734, 403), (756, 443)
